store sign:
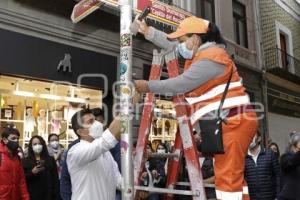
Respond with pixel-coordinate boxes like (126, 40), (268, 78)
(136, 0), (191, 25)
(0, 28), (117, 90)
(71, 0), (191, 26)
(269, 96), (300, 118)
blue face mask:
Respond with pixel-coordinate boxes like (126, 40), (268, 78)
(177, 42), (194, 59)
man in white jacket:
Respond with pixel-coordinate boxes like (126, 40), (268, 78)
(67, 109), (122, 200)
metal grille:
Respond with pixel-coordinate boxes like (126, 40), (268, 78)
(265, 47), (300, 77)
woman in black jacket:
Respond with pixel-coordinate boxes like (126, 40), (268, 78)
(22, 135), (60, 200)
(278, 132), (300, 200)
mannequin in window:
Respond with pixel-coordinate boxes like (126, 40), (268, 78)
(156, 118), (163, 136)
(165, 120), (171, 136)
(37, 109), (47, 139)
(50, 111), (61, 134)
(153, 119), (158, 136)
(24, 108), (36, 139)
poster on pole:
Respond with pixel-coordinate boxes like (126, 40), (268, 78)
(71, 0), (192, 26)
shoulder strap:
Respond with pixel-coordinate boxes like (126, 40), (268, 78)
(217, 67), (233, 117)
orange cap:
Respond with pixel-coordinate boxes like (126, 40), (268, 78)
(167, 16), (209, 39)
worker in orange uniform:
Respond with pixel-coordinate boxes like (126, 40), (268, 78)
(133, 16), (258, 200)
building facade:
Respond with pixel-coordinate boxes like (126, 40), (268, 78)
(0, 0), (263, 142)
(259, 0), (300, 153)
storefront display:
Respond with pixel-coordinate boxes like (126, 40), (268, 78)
(149, 100), (177, 143)
(24, 108), (36, 139)
(50, 111), (62, 135)
(37, 109), (47, 138)
(0, 75), (102, 148)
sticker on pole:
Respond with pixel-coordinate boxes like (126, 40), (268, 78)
(71, 0), (104, 23)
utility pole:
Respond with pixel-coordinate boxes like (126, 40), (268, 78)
(119, 0), (134, 199)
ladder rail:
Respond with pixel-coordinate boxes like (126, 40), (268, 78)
(164, 130), (183, 200)
(135, 186), (196, 196)
(134, 49), (207, 200)
(164, 50), (207, 200)
(133, 50), (164, 200)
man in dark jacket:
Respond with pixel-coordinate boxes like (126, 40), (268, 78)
(245, 132), (281, 200)
(278, 132), (300, 200)
(0, 127), (30, 200)
(59, 139), (79, 200)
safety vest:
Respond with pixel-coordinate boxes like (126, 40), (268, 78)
(184, 46), (250, 125)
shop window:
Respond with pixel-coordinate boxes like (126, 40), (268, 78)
(233, 0), (248, 48)
(150, 99), (177, 143)
(0, 75), (102, 148)
(196, 0), (215, 22)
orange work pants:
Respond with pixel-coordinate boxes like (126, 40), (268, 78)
(214, 111), (258, 200)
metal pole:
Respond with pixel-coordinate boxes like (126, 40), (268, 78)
(119, 0), (134, 199)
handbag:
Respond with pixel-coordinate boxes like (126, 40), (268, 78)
(199, 67), (233, 154)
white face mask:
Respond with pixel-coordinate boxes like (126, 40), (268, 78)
(50, 141), (59, 149)
(32, 144), (43, 154)
(89, 121), (103, 139)
(177, 42), (194, 59)
(157, 149), (165, 154)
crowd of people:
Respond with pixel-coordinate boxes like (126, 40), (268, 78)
(0, 107), (122, 200)
(1, 105), (300, 200)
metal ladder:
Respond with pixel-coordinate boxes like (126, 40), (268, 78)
(133, 49), (208, 200)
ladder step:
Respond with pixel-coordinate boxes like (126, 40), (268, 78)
(149, 152), (180, 158)
(134, 186), (196, 196)
(176, 182), (215, 188)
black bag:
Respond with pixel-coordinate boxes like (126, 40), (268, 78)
(199, 68), (233, 154)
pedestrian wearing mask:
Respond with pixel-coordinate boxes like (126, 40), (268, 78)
(269, 142), (280, 161)
(278, 132), (300, 200)
(156, 143), (168, 176)
(67, 109), (122, 200)
(22, 135), (60, 200)
(48, 133), (65, 178)
(245, 131), (281, 200)
(0, 127), (29, 200)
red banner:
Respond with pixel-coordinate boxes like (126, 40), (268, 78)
(137, 0), (191, 25)
(137, 0), (152, 9)
(72, 0), (191, 25)
(71, 0), (103, 23)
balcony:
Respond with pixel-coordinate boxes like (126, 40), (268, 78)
(265, 47), (300, 82)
